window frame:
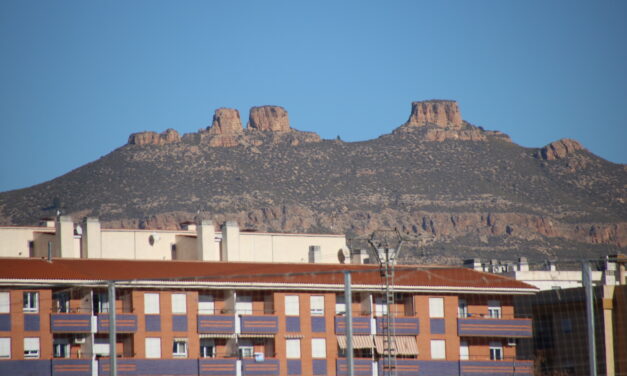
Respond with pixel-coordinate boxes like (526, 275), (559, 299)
(145, 337), (161, 359)
(144, 293), (160, 315)
(487, 300), (501, 319)
(23, 292), (39, 313)
(53, 340), (70, 358)
(285, 338), (301, 359)
(310, 295), (324, 316)
(335, 295), (346, 315)
(198, 294), (215, 315)
(458, 299), (468, 318)
(429, 297), (444, 318)
(23, 337), (40, 359)
(200, 338), (216, 358)
(171, 293), (187, 314)
(311, 338), (326, 358)
(459, 340), (469, 360)
(0, 292), (9, 313)
(285, 295), (300, 316)
(0, 337), (10, 359)
(172, 339), (188, 358)
(489, 341), (503, 360)
(430, 339), (446, 360)
(235, 294), (253, 315)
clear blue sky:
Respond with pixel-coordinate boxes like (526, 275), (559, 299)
(1, 1), (625, 192)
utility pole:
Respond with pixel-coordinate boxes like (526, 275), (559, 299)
(108, 281), (117, 376)
(344, 271), (354, 376)
(369, 230), (404, 376)
(582, 261), (597, 376)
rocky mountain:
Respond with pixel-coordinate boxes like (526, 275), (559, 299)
(1, 100), (625, 264)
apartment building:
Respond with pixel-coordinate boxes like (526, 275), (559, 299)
(0, 217), (349, 264)
(0, 258), (536, 376)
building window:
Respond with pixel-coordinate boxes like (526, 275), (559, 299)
(238, 339), (254, 358)
(335, 295), (346, 315)
(430, 339), (446, 360)
(459, 340), (469, 360)
(286, 338), (301, 359)
(200, 339), (216, 358)
(144, 293), (160, 314)
(489, 341), (503, 360)
(171, 294), (187, 314)
(487, 300), (501, 318)
(310, 296), (324, 316)
(235, 295), (252, 315)
(0, 338), (10, 359)
(53, 339), (70, 358)
(23, 292), (39, 313)
(145, 338), (161, 358)
(311, 338), (326, 358)
(374, 296), (388, 317)
(285, 295), (299, 316)
(458, 299), (468, 318)
(309, 245), (321, 263)
(198, 294), (214, 314)
(172, 339), (188, 358)
(93, 292), (109, 314)
(0, 292), (9, 313)
(24, 337), (40, 358)
(429, 297), (444, 318)
(54, 292), (70, 313)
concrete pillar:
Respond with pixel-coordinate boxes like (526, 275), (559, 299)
(81, 217), (101, 259)
(197, 220), (218, 261)
(56, 216), (78, 258)
(221, 221), (240, 261)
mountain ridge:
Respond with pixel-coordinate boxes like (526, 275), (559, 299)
(1, 100), (625, 264)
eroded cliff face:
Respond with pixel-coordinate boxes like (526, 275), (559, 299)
(4, 99), (623, 263)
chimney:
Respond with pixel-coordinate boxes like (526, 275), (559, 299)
(517, 257), (529, 272)
(197, 220), (219, 261)
(81, 217), (101, 259)
(221, 221), (240, 261)
(55, 216), (78, 258)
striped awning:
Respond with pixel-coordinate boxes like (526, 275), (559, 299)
(374, 336), (418, 356)
(238, 334), (275, 338)
(336, 335), (374, 349)
(284, 334), (304, 339)
(199, 333), (235, 339)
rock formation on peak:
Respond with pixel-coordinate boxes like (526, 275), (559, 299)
(536, 138), (585, 160)
(248, 106), (291, 132)
(128, 129), (180, 145)
(405, 100), (463, 128)
(208, 108), (243, 135)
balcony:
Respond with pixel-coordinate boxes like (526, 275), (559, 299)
(50, 314), (93, 333)
(375, 317), (419, 335)
(457, 317), (532, 338)
(52, 359), (92, 376)
(242, 358), (280, 375)
(460, 359), (534, 375)
(337, 358), (373, 376)
(198, 315), (235, 333)
(97, 314), (138, 333)
(335, 316), (371, 335)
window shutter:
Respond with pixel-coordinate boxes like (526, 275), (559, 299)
(429, 297), (444, 318)
(310, 296), (324, 316)
(286, 339), (301, 359)
(145, 338), (161, 358)
(198, 294), (214, 314)
(430, 339), (446, 360)
(144, 293), (160, 314)
(0, 292), (9, 313)
(285, 296), (299, 316)
(0, 338), (10, 358)
(171, 294), (187, 314)
(311, 338), (326, 358)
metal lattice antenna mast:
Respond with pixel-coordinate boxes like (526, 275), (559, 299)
(368, 229), (404, 376)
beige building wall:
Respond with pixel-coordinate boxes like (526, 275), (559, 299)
(238, 232), (348, 263)
(0, 218), (350, 264)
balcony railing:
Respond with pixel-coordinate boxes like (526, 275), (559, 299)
(458, 317), (532, 337)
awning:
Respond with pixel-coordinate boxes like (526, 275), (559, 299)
(284, 334), (304, 339)
(336, 335), (374, 349)
(199, 334), (235, 339)
(374, 336), (418, 356)
(238, 334), (275, 338)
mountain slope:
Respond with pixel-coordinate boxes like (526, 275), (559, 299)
(1, 101), (625, 263)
